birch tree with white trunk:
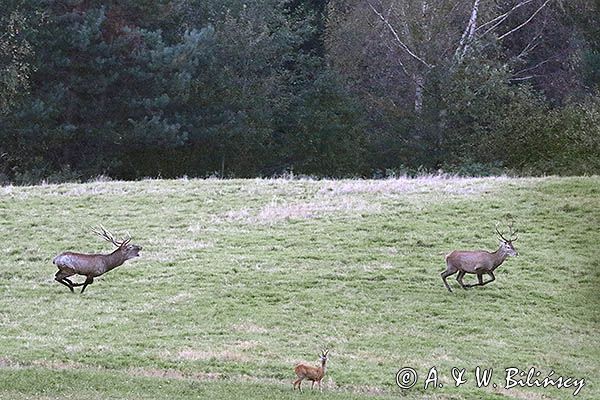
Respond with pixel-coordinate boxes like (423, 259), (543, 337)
(326, 0), (556, 114)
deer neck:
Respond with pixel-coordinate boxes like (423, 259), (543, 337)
(320, 359), (327, 375)
(103, 248), (127, 272)
(491, 246), (509, 271)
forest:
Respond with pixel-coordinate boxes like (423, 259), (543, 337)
(1, 0), (599, 183)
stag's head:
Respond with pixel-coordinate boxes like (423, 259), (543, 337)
(92, 225), (142, 259)
(320, 349), (329, 363)
(495, 222), (518, 256)
(121, 241), (142, 259)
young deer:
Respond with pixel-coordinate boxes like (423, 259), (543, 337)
(293, 349), (329, 392)
(441, 223), (518, 292)
(53, 226), (142, 293)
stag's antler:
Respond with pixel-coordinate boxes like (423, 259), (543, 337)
(495, 222), (518, 242)
(92, 225), (131, 248)
(508, 222), (518, 242)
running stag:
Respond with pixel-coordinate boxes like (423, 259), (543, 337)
(53, 226), (142, 293)
(441, 223), (518, 292)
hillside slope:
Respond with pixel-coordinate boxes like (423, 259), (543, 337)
(0, 177), (598, 399)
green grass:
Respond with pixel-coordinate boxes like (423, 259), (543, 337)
(0, 176), (598, 399)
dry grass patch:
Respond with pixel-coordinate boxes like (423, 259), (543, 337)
(167, 292), (194, 304)
(127, 366), (222, 381)
(318, 176), (520, 197)
(217, 197), (379, 225)
(176, 341), (259, 363)
(177, 349), (250, 362)
(490, 386), (550, 400)
(0, 357), (89, 371)
(144, 237), (213, 263)
(231, 322), (270, 334)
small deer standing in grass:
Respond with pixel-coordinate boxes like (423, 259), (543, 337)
(293, 349), (329, 392)
(441, 223), (518, 292)
(53, 226), (142, 293)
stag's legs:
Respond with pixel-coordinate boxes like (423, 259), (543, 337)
(481, 271), (495, 286)
(456, 271), (468, 289)
(441, 268), (457, 292)
(311, 381), (315, 390)
(80, 276), (94, 294)
(55, 277), (74, 292)
(466, 271), (496, 288)
(464, 273), (483, 288)
(55, 271), (75, 292)
(55, 270), (95, 294)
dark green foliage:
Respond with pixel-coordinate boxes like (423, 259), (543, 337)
(0, 0), (599, 183)
(583, 50), (600, 91)
(270, 68), (368, 176)
(435, 53), (600, 175)
(0, 1), (36, 115)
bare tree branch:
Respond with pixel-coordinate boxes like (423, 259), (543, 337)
(476, 0), (536, 33)
(509, 75), (539, 81)
(512, 57), (553, 76)
(480, 13), (511, 37)
(366, 0), (433, 68)
(382, 39), (410, 77)
(516, 33), (542, 60)
(497, 0), (552, 40)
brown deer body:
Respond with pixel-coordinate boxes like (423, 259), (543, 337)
(293, 349), (329, 392)
(441, 224), (518, 292)
(53, 226), (141, 293)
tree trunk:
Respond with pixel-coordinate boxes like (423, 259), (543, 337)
(414, 73), (425, 114)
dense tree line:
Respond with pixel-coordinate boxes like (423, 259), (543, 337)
(1, 0), (599, 183)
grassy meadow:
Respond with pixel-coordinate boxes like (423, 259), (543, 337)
(0, 176), (598, 399)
